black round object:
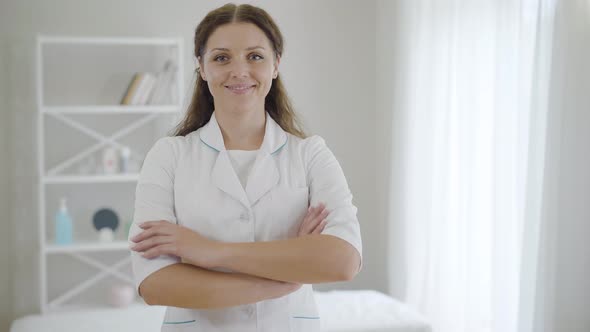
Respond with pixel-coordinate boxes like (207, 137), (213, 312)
(92, 208), (120, 231)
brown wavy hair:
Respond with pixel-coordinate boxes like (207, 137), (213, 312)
(172, 3), (307, 138)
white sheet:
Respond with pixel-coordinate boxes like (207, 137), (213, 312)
(10, 290), (431, 332)
(316, 290), (431, 332)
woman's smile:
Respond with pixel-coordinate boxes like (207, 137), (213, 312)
(225, 83), (256, 95)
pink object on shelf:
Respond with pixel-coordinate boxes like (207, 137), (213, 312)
(108, 284), (135, 307)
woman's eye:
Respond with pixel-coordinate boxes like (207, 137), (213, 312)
(214, 55), (228, 62)
(249, 53), (264, 61)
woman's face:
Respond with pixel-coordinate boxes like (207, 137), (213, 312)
(199, 22), (279, 114)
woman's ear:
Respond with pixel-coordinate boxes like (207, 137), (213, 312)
(273, 55), (281, 79)
(197, 56), (207, 81)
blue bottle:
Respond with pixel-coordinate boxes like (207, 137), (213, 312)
(55, 197), (73, 245)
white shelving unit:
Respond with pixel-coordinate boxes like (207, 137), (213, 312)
(36, 35), (184, 313)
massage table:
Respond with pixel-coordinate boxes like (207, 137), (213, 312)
(10, 290), (431, 332)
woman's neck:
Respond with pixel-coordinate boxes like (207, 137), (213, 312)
(215, 108), (266, 151)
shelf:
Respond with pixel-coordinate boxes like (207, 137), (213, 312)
(42, 105), (181, 114)
(43, 174), (140, 184)
(45, 241), (130, 254)
(37, 34), (185, 314)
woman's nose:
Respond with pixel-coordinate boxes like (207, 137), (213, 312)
(229, 59), (250, 78)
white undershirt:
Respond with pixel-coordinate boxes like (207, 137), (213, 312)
(226, 150), (259, 189)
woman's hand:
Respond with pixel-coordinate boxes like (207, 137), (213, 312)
(130, 221), (221, 269)
(131, 203), (329, 290)
(297, 202), (329, 237)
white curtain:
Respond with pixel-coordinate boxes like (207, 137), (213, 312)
(384, 1), (558, 332)
(519, 1), (590, 332)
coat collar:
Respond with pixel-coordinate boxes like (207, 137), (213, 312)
(199, 111), (287, 155)
(199, 111), (288, 209)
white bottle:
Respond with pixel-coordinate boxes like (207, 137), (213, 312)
(120, 147), (131, 173)
(102, 147), (119, 174)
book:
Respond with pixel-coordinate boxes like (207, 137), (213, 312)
(148, 60), (176, 105)
(130, 73), (155, 105)
(120, 59), (177, 106)
(137, 73), (157, 105)
(120, 73), (143, 105)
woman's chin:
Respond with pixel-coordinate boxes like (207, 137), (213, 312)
(222, 103), (264, 114)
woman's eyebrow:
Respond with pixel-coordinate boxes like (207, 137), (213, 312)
(208, 46), (266, 53)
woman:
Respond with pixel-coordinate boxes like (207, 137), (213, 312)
(128, 3), (362, 331)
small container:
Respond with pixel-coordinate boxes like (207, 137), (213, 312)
(120, 147), (131, 173)
(98, 228), (114, 242)
(102, 147), (119, 174)
(108, 284), (135, 307)
(55, 198), (73, 245)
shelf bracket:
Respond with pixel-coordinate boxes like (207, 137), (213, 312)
(48, 255), (131, 308)
(46, 112), (157, 175)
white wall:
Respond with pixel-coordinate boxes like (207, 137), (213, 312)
(0, 2), (15, 329)
(2, 0), (383, 327)
(546, 1), (590, 330)
(375, 0), (409, 300)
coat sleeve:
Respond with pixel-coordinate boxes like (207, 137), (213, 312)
(128, 137), (181, 297)
(304, 135), (363, 271)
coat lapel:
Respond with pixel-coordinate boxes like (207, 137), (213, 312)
(199, 111), (288, 208)
(211, 150), (250, 209)
(199, 113), (250, 208)
(246, 112), (289, 206)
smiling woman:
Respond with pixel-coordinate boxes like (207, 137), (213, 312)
(127, 3), (362, 332)
(173, 3), (305, 144)
(198, 23), (278, 111)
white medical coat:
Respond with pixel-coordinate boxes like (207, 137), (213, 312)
(128, 111), (362, 331)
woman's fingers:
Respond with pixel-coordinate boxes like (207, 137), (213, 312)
(131, 222), (174, 243)
(310, 210), (329, 234)
(301, 206), (315, 225)
(299, 206), (319, 235)
(298, 203), (329, 236)
(141, 244), (178, 259)
(131, 235), (171, 252)
(310, 203), (325, 219)
(312, 219), (328, 234)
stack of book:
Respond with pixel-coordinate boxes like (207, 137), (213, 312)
(120, 60), (178, 105)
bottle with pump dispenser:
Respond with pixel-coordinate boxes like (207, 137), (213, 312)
(55, 197), (73, 245)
